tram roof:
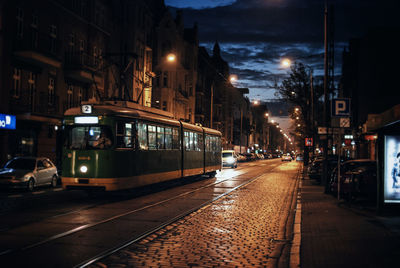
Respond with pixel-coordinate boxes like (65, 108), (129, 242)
(202, 127), (222, 137)
(65, 102), (222, 135)
(65, 104), (181, 127)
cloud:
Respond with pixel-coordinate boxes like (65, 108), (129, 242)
(167, 0), (400, 100)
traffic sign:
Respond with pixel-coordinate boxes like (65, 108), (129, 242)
(331, 98), (351, 117)
(340, 117), (350, 128)
(305, 138), (313, 147)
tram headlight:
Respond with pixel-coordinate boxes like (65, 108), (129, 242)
(80, 165), (88, 173)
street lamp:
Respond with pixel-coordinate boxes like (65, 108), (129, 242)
(167, 53), (176, 62)
(281, 58), (291, 68)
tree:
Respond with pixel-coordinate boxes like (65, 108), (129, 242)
(275, 62), (323, 155)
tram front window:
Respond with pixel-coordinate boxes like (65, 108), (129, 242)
(66, 126), (113, 149)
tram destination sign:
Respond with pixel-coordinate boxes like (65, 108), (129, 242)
(0, 113), (16, 130)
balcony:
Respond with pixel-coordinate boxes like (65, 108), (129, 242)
(64, 52), (103, 84)
(13, 33), (62, 69)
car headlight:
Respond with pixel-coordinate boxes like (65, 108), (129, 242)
(80, 165), (88, 173)
(226, 157), (235, 164)
(21, 175), (31, 181)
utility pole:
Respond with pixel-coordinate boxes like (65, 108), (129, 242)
(210, 83), (214, 129)
(322, 2), (329, 191)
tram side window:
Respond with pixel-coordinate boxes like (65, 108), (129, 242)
(172, 128), (180, 150)
(157, 126), (165, 149)
(189, 132), (194, 150)
(205, 135), (210, 152)
(184, 131), (189, 151)
(116, 122), (135, 149)
(165, 127), (172, 149)
(198, 133), (204, 151)
(148, 125), (157, 150)
(137, 122), (148, 150)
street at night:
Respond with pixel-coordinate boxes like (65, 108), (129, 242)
(0, 159), (299, 267)
(1, 0), (400, 267)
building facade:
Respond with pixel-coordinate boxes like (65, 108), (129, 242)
(0, 0), (111, 166)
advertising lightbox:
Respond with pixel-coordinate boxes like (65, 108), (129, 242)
(0, 113), (16, 130)
(384, 135), (400, 203)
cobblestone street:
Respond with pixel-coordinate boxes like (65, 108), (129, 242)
(93, 162), (300, 267)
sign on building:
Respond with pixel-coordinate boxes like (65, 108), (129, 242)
(331, 98), (351, 117)
(0, 114), (16, 130)
(305, 138), (313, 147)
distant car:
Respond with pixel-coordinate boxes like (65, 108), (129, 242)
(296, 155), (304, 161)
(237, 154), (247, 162)
(282, 154), (292, 161)
(222, 150), (238, 168)
(244, 153), (256, 161)
(0, 157), (58, 191)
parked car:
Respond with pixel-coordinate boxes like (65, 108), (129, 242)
(256, 153), (264, 160)
(0, 157), (58, 191)
(244, 153), (256, 161)
(237, 153), (247, 162)
(329, 159), (376, 199)
(296, 154), (304, 161)
(282, 154), (292, 161)
(222, 150), (238, 168)
(308, 157), (339, 182)
(263, 153), (273, 159)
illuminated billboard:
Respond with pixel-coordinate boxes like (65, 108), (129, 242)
(0, 113), (16, 130)
(384, 135), (400, 203)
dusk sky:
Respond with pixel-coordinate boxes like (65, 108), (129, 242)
(165, 0), (400, 102)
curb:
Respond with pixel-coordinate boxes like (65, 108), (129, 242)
(290, 179), (302, 268)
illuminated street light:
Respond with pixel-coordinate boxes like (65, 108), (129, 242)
(229, 74), (238, 83)
(167, 53), (176, 62)
(265, 113), (269, 117)
(271, 119), (275, 123)
(295, 108), (300, 112)
(297, 124), (301, 127)
(281, 58), (291, 68)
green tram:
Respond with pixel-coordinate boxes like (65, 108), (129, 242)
(61, 102), (222, 191)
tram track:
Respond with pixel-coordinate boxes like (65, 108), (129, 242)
(0, 160), (282, 267)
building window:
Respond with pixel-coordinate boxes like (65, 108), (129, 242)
(80, 1), (87, 17)
(79, 39), (85, 64)
(49, 25), (57, 54)
(12, 68), (22, 98)
(28, 72), (36, 110)
(68, 33), (75, 53)
(67, 84), (73, 108)
(162, 101), (167, 111)
(16, 7), (24, 39)
(163, 71), (168, 87)
(77, 86), (83, 104)
(48, 77), (55, 105)
(31, 14), (38, 48)
(93, 46), (98, 67)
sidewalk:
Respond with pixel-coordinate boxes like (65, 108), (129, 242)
(300, 177), (400, 268)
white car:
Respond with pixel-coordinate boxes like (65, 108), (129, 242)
(282, 154), (292, 161)
(222, 150), (238, 168)
(0, 157), (58, 191)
